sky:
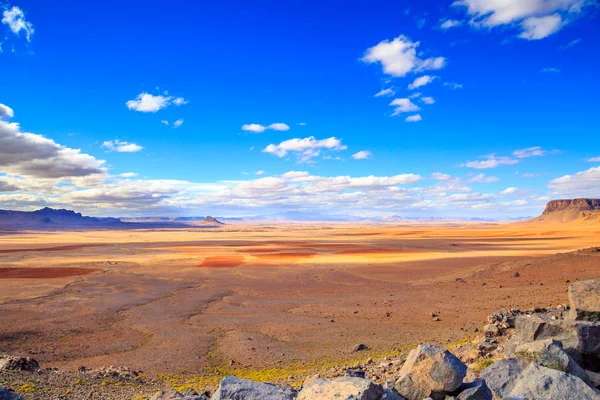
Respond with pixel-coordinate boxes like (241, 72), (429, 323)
(1, 0), (599, 219)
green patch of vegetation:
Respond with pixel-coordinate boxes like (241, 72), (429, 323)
(446, 335), (475, 350)
(472, 358), (495, 372)
(17, 383), (36, 393)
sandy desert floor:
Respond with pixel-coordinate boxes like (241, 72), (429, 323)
(1, 221), (600, 387)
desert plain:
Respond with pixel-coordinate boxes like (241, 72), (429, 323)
(1, 220), (600, 387)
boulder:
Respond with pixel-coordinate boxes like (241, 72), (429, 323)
(515, 338), (591, 384)
(394, 344), (467, 400)
(455, 379), (492, 400)
(211, 376), (296, 400)
(0, 355), (39, 372)
(381, 386), (406, 400)
(511, 314), (600, 371)
(297, 376), (383, 400)
(479, 358), (527, 400)
(569, 280), (600, 322)
(0, 386), (24, 400)
(509, 363), (600, 399)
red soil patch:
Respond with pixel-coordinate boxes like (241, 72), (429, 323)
(0, 244), (99, 254)
(271, 241), (355, 249)
(199, 255), (246, 268)
(0, 267), (100, 279)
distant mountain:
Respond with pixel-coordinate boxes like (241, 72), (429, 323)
(528, 199), (600, 224)
(202, 216), (223, 225)
(0, 207), (125, 230)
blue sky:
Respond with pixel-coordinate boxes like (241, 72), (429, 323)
(1, 0), (599, 219)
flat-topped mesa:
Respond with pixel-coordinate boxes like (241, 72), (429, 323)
(543, 199), (600, 214)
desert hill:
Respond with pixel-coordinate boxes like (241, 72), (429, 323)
(529, 198), (600, 224)
(0, 207), (125, 230)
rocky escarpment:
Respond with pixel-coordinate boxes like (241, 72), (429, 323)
(2, 279), (600, 399)
(543, 199), (600, 214)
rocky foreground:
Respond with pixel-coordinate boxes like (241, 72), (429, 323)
(2, 279), (600, 400)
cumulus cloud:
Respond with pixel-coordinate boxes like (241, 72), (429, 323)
(263, 136), (347, 162)
(390, 98), (421, 115)
(469, 173), (500, 183)
(375, 88), (396, 97)
(548, 166), (600, 196)
(255, 170), (265, 175)
(453, 0), (593, 40)
(463, 154), (519, 169)
(0, 104), (15, 119)
(408, 75), (437, 90)
(501, 187), (519, 195)
(242, 122), (290, 133)
(431, 172), (452, 181)
(102, 140), (143, 153)
(173, 119), (184, 128)
(587, 156), (600, 163)
(2, 6), (34, 42)
(126, 93), (188, 113)
(362, 35), (446, 77)
(405, 114), (423, 122)
(0, 106), (106, 179)
(421, 96), (435, 104)
(119, 172), (138, 178)
(352, 150), (372, 160)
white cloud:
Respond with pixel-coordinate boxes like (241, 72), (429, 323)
(242, 122), (290, 133)
(519, 14), (563, 40)
(297, 122), (307, 126)
(522, 172), (541, 178)
(390, 98), (421, 115)
(268, 123), (290, 131)
(408, 92), (421, 99)
(126, 93), (187, 113)
(463, 154), (519, 169)
(444, 82), (463, 90)
(161, 120), (169, 126)
(453, 0), (592, 40)
(0, 106), (106, 179)
(263, 136), (347, 162)
(352, 150), (372, 160)
(431, 172), (452, 181)
(469, 173), (500, 183)
(408, 75), (438, 90)
(102, 140), (143, 153)
(561, 38), (581, 49)
(173, 119), (184, 128)
(440, 19), (464, 29)
(242, 123), (267, 133)
(362, 35), (446, 77)
(405, 114), (423, 122)
(421, 96), (435, 104)
(0, 103), (15, 119)
(541, 67), (561, 73)
(2, 6), (34, 42)
(548, 166), (600, 196)
(513, 146), (558, 158)
(587, 156), (600, 163)
(119, 172), (138, 178)
(501, 187), (519, 195)
(375, 88), (396, 97)
(255, 170), (265, 175)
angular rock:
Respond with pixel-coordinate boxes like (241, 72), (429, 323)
(381, 386), (406, 400)
(515, 338), (591, 384)
(297, 376), (383, 400)
(0, 386), (24, 400)
(455, 379), (492, 400)
(569, 280), (600, 322)
(511, 314), (600, 371)
(0, 355), (39, 372)
(394, 344), (467, 400)
(480, 358), (527, 399)
(509, 363), (600, 399)
(212, 376), (296, 400)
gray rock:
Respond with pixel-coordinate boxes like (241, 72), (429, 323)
(456, 379), (492, 400)
(569, 280), (600, 322)
(0, 355), (39, 372)
(509, 363), (600, 399)
(381, 386), (406, 400)
(212, 376), (296, 400)
(587, 369), (600, 388)
(394, 344), (467, 400)
(515, 338), (591, 384)
(297, 376), (383, 400)
(511, 314), (600, 371)
(149, 390), (209, 400)
(0, 386), (24, 400)
(480, 358), (527, 399)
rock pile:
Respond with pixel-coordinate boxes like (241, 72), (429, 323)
(2, 279), (600, 400)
